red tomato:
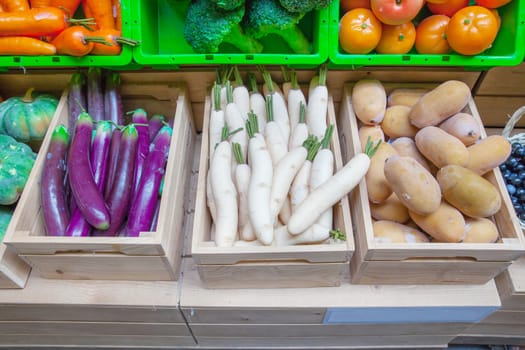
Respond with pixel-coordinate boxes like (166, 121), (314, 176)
(446, 5), (499, 55)
(371, 0), (425, 25)
(427, 0), (469, 17)
(476, 0), (512, 8)
(415, 14), (451, 54)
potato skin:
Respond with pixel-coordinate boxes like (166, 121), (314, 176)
(463, 217), (499, 243)
(352, 79), (387, 125)
(370, 192), (410, 224)
(437, 165), (502, 218)
(391, 136), (432, 172)
(382, 105), (419, 139)
(466, 135), (512, 176)
(384, 155), (441, 215)
(387, 88), (428, 108)
(358, 125), (385, 152)
(373, 220), (429, 243)
(415, 126), (470, 168)
(408, 202), (467, 243)
(439, 112), (481, 146)
(366, 142), (397, 204)
(409, 80), (471, 128)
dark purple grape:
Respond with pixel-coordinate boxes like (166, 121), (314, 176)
(520, 211), (525, 221)
(503, 170), (512, 179)
(516, 163), (525, 172)
(500, 163), (508, 172)
(518, 171), (525, 180)
(520, 193), (525, 203)
(514, 203), (522, 215)
(511, 195), (519, 205)
(512, 142), (521, 151)
(508, 172), (519, 182)
(517, 187), (525, 196)
(507, 184), (517, 196)
(507, 157), (520, 169)
(515, 145), (525, 157)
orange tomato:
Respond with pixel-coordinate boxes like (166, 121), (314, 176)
(491, 8), (501, 30)
(341, 0), (371, 12)
(427, 0), (469, 16)
(376, 22), (416, 54)
(339, 8), (382, 54)
(415, 15), (451, 54)
(476, 0), (512, 8)
(446, 5), (499, 55)
(426, 0), (448, 3)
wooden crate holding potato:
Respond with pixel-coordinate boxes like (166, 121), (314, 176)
(3, 75), (195, 281)
(338, 81), (525, 285)
(191, 89), (354, 289)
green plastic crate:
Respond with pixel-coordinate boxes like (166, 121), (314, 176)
(131, 0), (329, 68)
(329, 0), (525, 69)
(0, 1), (133, 69)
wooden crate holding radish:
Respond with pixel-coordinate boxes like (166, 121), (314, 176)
(3, 74), (195, 281)
(192, 68), (354, 289)
(337, 80), (525, 285)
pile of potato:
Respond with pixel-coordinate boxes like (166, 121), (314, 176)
(352, 79), (511, 244)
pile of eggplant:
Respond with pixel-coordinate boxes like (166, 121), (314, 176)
(41, 68), (172, 237)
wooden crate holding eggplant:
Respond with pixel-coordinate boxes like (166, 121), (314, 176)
(191, 73), (354, 289)
(3, 73), (195, 281)
(337, 80), (525, 285)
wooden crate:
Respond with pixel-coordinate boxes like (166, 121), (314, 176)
(495, 256), (525, 311)
(190, 92), (354, 289)
(338, 82), (525, 285)
(3, 76), (196, 281)
(0, 244), (31, 289)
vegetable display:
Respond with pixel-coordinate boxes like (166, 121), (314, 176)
(0, 0), (138, 57)
(339, 0), (509, 55)
(40, 70), (172, 237)
(352, 78), (511, 244)
(205, 65), (376, 247)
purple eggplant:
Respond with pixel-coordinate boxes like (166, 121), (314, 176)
(104, 71), (124, 127)
(126, 125), (172, 237)
(103, 128), (121, 199)
(131, 108), (149, 200)
(66, 120), (112, 237)
(149, 198), (161, 232)
(87, 67), (104, 122)
(68, 112), (110, 231)
(67, 72), (86, 135)
(94, 125), (138, 236)
(148, 114), (165, 142)
(41, 125), (70, 236)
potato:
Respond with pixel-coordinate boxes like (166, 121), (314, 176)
(415, 126), (470, 168)
(466, 135), (512, 176)
(352, 79), (387, 125)
(409, 80), (471, 128)
(359, 125), (385, 152)
(381, 105), (419, 139)
(463, 217), (500, 243)
(438, 112), (481, 146)
(384, 155), (441, 215)
(370, 193), (410, 223)
(366, 142), (397, 204)
(373, 220), (429, 243)
(387, 88), (428, 108)
(390, 137), (432, 173)
(437, 165), (501, 218)
(408, 202), (466, 243)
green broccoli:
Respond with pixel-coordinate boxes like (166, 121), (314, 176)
(184, 0), (263, 54)
(211, 0), (245, 10)
(278, 0), (332, 13)
(243, 0), (311, 54)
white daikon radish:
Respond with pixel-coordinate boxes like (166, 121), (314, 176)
(246, 113), (274, 245)
(290, 137), (321, 211)
(248, 72), (267, 133)
(310, 125), (335, 230)
(207, 83), (224, 222)
(281, 66), (291, 102)
(261, 66), (290, 144)
(225, 82), (248, 171)
(264, 95), (288, 166)
(289, 101), (309, 150)
(232, 66), (250, 120)
(210, 135), (238, 247)
(233, 143), (255, 241)
(288, 70), (307, 133)
(288, 138), (382, 235)
(274, 224), (331, 246)
(306, 65), (328, 139)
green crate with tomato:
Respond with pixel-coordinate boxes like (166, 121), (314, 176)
(329, 0), (525, 68)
